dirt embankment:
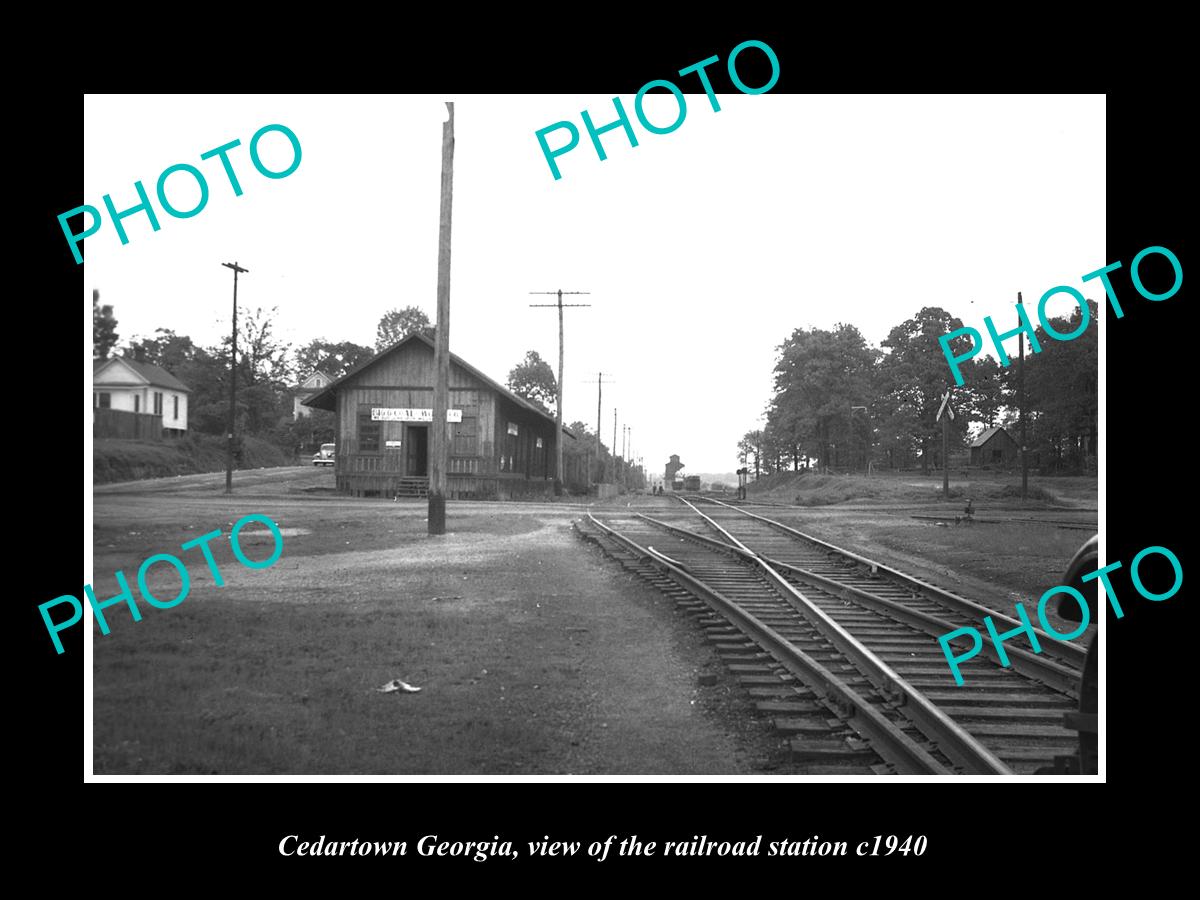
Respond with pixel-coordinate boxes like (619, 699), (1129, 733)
(94, 435), (290, 484)
(747, 470), (1096, 508)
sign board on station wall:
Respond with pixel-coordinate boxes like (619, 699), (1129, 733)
(371, 408), (463, 423)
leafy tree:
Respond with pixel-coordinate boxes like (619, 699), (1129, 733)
(960, 355), (1007, 428)
(295, 339), (375, 381)
(175, 348), (231, 435)
(506, 350), (558, 414)
(877, 307), (971, 473)
(737, 429), (764, 478)
(123, 329), (199, 372)
(772, 323), (879, 470)
(228, 306), (291, 386)
(92, 290), (119, 359)
(206, 306), (293, 437)
(376, 306), (433, 350)
(1024, 299), (1098, 472)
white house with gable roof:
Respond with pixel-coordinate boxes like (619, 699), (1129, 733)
(93, 355), (191, 435)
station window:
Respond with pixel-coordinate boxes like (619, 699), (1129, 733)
(499, 430), (517, 473)
(134, 395), (141, 413)
(358, 411), (381, 452)
(173, 395), (179, 419)
(154, 391), (163, 415)
(96, 392), (111, 408)
(534, 436), (547, 477)
(515, 430), (530, 475)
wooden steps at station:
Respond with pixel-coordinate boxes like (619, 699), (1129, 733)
(393, 476), (429, 498)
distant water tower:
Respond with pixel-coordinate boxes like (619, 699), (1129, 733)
(665, 454), (685, 491)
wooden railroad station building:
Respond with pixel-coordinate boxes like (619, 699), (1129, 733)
(303, 333), (571, 500)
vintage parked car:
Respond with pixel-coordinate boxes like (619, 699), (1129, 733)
(312, 443), (335, 467)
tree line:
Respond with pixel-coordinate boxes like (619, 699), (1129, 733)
(93, 295), (438, 456)
(93, 296), (645, 489)
(740, 303), (1097, 477)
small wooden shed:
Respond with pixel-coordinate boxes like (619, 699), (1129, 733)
(970, 426), (1020, 467)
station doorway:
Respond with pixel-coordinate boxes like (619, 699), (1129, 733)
(405, 425), (429, 476)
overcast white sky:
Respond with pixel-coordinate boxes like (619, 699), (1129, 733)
(84, 94), (1104, 474)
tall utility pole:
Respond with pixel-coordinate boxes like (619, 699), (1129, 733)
(596, 374), (604, 485)
(612, 408), (618, 483)
(582, 373), (615, 487)
(1018, 292), (1028, 501)
(627, 426), (634, 489)
(429, 101), (455, 535)
(221, 261), (248, 494)
(529, 290), (590, 495)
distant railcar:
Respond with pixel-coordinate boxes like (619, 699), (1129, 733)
(682, 475), (701, 491)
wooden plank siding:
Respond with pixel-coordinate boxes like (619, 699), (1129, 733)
(93, 407), (163, 441)
(326, 337), (560, 499)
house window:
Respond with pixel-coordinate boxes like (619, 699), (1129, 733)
(992, 448), (1003, 463)
(173, 395), (179, 419)
(154, 392), (163, 415)
(97, 392), (111, 408)
(134, 395), (140, 413)
(358, 411), (381, 453)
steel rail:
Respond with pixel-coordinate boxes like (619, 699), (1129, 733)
(698, 496), (1089, 669)
(641, 513), (1078, 697)
(660, 499), (1013, 775)
(584, 513), (960, 775)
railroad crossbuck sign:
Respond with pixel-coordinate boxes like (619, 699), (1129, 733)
(371, 408), (463, 422)
(936, 392), (956, 423)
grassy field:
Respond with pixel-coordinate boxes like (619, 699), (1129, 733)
(90, 468), (1098, 774)
(748, 470), (1096, 508)
(93, 435), (290, 484)
(91, 487), (777, 775)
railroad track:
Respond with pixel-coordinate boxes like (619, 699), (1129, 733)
(683, 496), (1089, 676)
(575, 498), (1085, 776)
